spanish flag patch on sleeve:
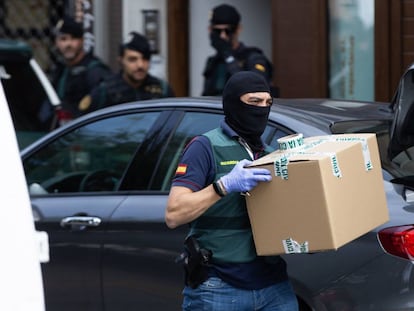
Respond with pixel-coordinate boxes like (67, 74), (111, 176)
(255, 64), (266, 72)
(175, 164), (188, 175)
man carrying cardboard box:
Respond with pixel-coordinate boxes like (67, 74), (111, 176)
(165, 71), (298, 310)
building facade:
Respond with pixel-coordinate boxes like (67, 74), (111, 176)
(0, 0), (412, 101)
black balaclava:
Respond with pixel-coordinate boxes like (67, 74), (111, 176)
(222, 71), (271, 152)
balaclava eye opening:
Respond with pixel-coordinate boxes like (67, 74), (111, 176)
(222, 71), (271, 152)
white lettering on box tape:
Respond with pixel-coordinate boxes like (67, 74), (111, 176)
(282, 238), (309, 254)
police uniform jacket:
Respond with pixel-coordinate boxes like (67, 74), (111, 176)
(202, 42), (273, 96)
(81, 72), (175, 114)
(172, 121), (288, 289)
(51, 52), (112, 118)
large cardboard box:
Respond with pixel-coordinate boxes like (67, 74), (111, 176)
(246, 133), (389, 255)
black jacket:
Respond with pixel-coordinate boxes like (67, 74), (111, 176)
(202, 43), (274, 96)
(83, 72), (175, 114)
(52, 53), (112, 117)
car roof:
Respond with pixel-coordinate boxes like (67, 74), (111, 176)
(83, 96), (394, 133)
(22, 96), (394, 155)
(271, 98), (393, 133)
(81, 96), (392, 118)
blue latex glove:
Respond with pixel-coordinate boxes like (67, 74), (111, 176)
(220, 159), (272, 193)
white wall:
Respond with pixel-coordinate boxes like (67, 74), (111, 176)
(98, 0), (271, 95)
(93, 0), (110, 62)
(189, 0), (272, 96)
(122, 0), (168, 80)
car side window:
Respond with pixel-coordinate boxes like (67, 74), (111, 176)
(24, 112), (161, 194)
(156, 112), (291, 191)
(262, 125), (291, 149)
(156, 111), (223, 191)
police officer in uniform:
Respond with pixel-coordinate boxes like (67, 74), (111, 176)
(202, 4), (277, 97)
(166, 71), (297, 310)
(79, 32), (175, 114)
(51, 16), (112, 122)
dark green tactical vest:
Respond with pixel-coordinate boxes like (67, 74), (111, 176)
(188, 128), (272, 263)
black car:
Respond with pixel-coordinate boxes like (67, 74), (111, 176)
(21, 86), (414, 310)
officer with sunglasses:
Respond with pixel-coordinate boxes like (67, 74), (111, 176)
(202, 4), (277, 97)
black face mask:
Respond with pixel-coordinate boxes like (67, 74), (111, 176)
(222, 71), (272, 153)
(225, 100), (270, 152)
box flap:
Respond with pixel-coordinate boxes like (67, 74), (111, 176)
(249, 133), (375, 180)
(251, 133), (374, 166)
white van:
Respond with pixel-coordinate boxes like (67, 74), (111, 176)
(0, 80), (47, 310)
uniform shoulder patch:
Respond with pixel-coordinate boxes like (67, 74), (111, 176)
(254, 64), (266, 72)
(79, 95), (92, 111)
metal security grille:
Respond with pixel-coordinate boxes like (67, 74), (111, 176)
(0, 0), (66, 73)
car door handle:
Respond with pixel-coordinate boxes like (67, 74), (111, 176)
(60, 216), (102, 228)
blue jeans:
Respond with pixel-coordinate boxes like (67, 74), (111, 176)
(182, 277), (299, 311)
